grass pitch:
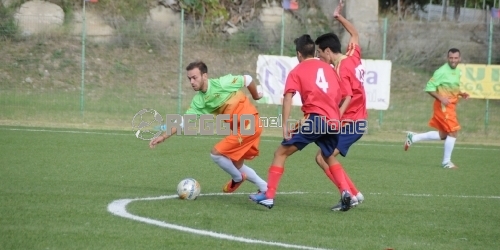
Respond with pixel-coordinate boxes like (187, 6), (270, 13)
(1, 126), (499, 250)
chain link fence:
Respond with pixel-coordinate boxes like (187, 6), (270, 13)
(0, 3), (499, 143)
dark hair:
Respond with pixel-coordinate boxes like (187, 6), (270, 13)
(314, 32), (341, 53)
(448, 48), (460, 55)
(294, 34), (316, 58)
(186, 61), (208, 74)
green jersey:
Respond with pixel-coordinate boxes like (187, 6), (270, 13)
(185, 74), (245, 116)
(424, 63), (462, 104)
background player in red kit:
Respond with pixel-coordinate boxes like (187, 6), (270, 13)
(249, 34), (354, 211)
(314, 1), (367, 211)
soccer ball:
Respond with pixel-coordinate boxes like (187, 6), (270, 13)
(176, 178), (201, 200)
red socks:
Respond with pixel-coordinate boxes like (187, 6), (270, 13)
(265, 166), (284, 199)
(344, 171), (359, 195)
(323, 169), (340, 189)
(324, 167), (359, 195)
(266, 164), (358, 199)
(328, 164), (351, 193)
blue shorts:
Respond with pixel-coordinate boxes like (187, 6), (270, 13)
(281, 113), (339, 158)
(336, 120), (367, 157)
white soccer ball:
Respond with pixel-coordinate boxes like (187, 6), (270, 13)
(176, 178), (201, 200)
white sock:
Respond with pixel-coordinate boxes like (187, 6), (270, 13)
(239, 164), (268, 192)
(442, 136), (456, 164)
(210, 154), (242, 182)
(413, 131), (441, 143)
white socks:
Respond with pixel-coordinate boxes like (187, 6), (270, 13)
(239, 164), (268, 192)
(210, 154), (243, 182)
(442, 136), (456, 164)
(210, 154), (268, 191)
(412, 131), (441, 142)
(412, 131), (456, 164)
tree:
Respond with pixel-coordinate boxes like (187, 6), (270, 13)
(454, 0), (463, 21)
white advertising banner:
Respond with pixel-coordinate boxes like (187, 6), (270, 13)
(256, 55), (392, 110)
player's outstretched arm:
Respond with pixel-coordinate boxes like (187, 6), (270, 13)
(334, 0), (359, 45)
(149, 126), (178, 148)
(244, 75), (263, 100)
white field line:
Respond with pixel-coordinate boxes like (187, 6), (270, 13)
(368, 192), (500, 199)
(107, 192), (335, 250)
(2, 127), (500, 151)
(281, 192), (500, 199)
(107, 191), (499, 249)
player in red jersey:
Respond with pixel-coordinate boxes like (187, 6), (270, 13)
(249, 34), (354, 211)
(314, 1), (367, 211)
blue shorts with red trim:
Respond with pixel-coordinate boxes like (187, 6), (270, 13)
(281, 113), (340, 157)
(336, 120), (367, 157)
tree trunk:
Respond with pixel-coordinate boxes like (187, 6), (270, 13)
(454, 0), (463, 21)
(397, 0), (402, 20)
(442, 0), (448, 21)
(440, 0), (448, 21)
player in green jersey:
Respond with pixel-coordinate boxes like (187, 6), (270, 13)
(150, 61), (268, 193)
(404, 48), (469, 169)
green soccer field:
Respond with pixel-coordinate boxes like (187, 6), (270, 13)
(1, 126), (499, 250)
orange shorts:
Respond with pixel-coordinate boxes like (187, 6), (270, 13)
(214, 115), (262, 162)
(428, 101), (460, 133)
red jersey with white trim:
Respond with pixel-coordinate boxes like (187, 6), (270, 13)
(335, 43), (367, 121)
(333, 65), (353, 100)
(284, 58), (343, 121)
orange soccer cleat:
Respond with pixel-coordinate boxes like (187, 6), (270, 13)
(222, 173), (247, 193)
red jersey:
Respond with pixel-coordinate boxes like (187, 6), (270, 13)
(335, 43), (367, 121)
(284, 58), (344, 121)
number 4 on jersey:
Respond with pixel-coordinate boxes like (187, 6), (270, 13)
(316, 68), (329, 93)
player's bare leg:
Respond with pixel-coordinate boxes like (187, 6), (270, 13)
(315, 150), (339, 188)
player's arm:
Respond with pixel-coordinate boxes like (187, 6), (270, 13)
(459, 92), (469, 99)
(149, 102), (203, 148)
(282, 72), (298, 140)
(282, 92), (294, 140)
(426, 91), (447, 103)
(219, 74), (262, 100)
(333, 1), (359, 45)
(337, 70), (353, 117)
(458, 88), (469, 99)
(424, 69), (449, 105)
(339, 96), (351, 117)
(150, 123), (179, 148)
(244, 75), (263, 101)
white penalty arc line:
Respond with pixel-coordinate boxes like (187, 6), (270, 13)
(107, 192), (500, 250)
(107, 192), (334, 250)
(2, 127), (500, 151)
